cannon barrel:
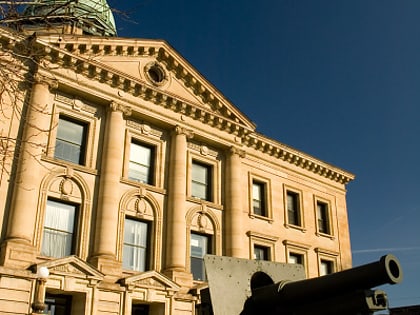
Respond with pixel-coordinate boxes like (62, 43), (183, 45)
(243, 254), (402, 314)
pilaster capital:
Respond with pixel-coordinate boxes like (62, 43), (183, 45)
(33, 73), (58, 90)
(109, 101), (132, 116)
(229, 146), (246, 158)
(173, 125), (194, 139)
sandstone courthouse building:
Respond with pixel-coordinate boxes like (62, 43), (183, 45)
(0, 1), (355, 314)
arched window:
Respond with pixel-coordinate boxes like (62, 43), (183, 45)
(186, 204), (221, 281)
(36, 170), (92, 260)
(118, 188), (162, 272)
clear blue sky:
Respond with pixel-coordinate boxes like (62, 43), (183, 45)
(109, 0), (420, 308)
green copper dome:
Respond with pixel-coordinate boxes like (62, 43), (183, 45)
(23, 0), (117, 36)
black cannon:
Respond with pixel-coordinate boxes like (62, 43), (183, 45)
(240, 254), (402, 315)
(200, 254), (403, 315)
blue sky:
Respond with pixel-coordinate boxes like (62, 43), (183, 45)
(109, 0), (420, 307)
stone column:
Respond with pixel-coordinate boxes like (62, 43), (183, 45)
(225, 146), (246, 258)
(1, 75), (56, 267)
(90, 102), (130, 275)
(164, 125), (193, 287)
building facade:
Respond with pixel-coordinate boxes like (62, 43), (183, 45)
(0, 1), (354, 314)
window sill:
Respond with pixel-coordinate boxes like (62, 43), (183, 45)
(120, 178), (166, 194)
(42, 156), (98, 175)
(187, 197), (223, 210)
(316, 232), (335, 240)
(284, 223), (307, 233)
(249, 213), (273, 223)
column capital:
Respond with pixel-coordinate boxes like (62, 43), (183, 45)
(109, 101), (132, 116)
(33, 73), (58, 90)
(229, 146), (246, 158)
(173, 125), (194, 139)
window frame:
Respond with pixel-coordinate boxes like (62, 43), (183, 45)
(122, 216), (151, 272)
(247, 231), (278, 261)
(190, 232), (212, 281)
(283, 240), (310, 277)
(190, 159), (214, 202)
(316, 248), (339, 276)
(314, 197), (334, 237)
(41, 198), (79, 259)
(127, 139), (156, 185)
(187, 148), (221, 205)
(48, 104), (98, 170)
(53, 115), (88, 165)
(249, 174), (272, 221)
(283, 186), (305, 231)
(123, 128), (165, 189)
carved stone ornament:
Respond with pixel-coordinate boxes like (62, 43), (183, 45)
(33, 73), (59, 90)
(50, 264), (85, 275)
(60, 178), (73, 195)
(230, 146), (246, 158)
(135, 197), (147, 216)
(174, 125), (194, 139)
(109, 101), (132, 116)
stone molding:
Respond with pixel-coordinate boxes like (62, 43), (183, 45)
(0, 29), (354, 184)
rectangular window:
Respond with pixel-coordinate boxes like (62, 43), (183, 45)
(123, 218), (149, 272)
(287, 191), (301, 226)
(54, 116), (87, 165)
(190, 233), (210, 281)
(191, 161), (212, 201)
(128, 141), (154, 184)
(317, 201), (331, 234)
(253, 245), (270, 261)
(44, 293), (72, 315)
(320, 259), (334, 276)
(42, 200), (77, 258)
(252, 181), (267, 216)
(288, 252), (304, 265)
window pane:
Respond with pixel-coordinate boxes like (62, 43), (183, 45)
(123, 218), (148, 272)
(317, 202), (330, 234)
(192, 163), (208, 183)
(57, 118), (84, 145)
(254, 245), (269, 260)
(44, 294), (72, 315)
(191, 162), (211, 200)
(128, 142), (153, 184)
(252, 182), (266, 216)
(41, 200), (76, 258)
(55, 117), (86, 164)
(289, 253), (303, 265)
(320, 260), (333, 276)
(190, 233), (209, 280)
(287, 192), (300, 226)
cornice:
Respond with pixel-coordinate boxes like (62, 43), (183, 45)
(243, 133), (355, 184)
(0, 29), (355, 184)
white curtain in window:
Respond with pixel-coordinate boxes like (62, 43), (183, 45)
(41, 200), (76, 258)
(123, 219), (148, 271)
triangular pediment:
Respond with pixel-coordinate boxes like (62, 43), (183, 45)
(32, 34), (256, 135)
(31, 255), (104, 281)
(121, 270), (180, 292)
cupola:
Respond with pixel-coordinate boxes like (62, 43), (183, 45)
(21, 0), (117, 36)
